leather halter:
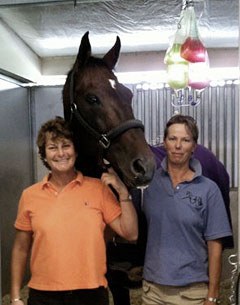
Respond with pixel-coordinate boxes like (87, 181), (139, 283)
(69, 69), (144, 150)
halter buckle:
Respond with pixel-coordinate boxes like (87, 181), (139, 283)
(99, 135), (111, 149)
(70, 103), (77, 113)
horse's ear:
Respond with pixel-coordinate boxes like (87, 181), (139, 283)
(102, 36), (121, 70)
(76, 31), (92, 65)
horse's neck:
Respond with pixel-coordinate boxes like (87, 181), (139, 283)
(72, 120), (103, 177)
(75, 153), (103, 178)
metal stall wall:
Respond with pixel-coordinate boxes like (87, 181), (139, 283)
(0, 87), (33, 297)
(131, 82), (239, 188)
(0, 86), (64, 300)
(31, 86), (64, 182)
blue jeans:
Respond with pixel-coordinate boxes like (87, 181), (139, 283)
(28, 287), (109, 305)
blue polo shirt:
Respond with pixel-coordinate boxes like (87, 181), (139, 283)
(143, 158), (232, 286)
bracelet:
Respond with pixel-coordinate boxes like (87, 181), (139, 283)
(207, 297), (219, 303)
(10, 298), (22, 303)
(120, 195), (132, 202)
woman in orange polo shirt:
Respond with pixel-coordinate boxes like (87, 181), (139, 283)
(10, 116), (138, 305)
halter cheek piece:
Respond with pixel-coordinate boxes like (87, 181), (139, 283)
(69, 70), (144, 150)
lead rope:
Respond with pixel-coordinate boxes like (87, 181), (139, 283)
(137, 185), (148, 210)
(228, 253), (238, 305)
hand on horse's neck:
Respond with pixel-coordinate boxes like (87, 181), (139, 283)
(49, 171), (77, 192)
(167, 163), (194, 188)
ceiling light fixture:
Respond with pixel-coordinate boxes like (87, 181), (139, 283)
(164, 0), (209, 107)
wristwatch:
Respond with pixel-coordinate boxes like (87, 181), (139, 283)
(120, 194), (132, 202)
(207, 297), (219, 303)
(10, 298), (22, 303)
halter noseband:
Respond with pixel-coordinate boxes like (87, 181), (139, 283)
(69, 70), (144, 150)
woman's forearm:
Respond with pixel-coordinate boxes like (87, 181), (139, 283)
(11, 247), (28, 299)
(118, 198), (138, 240)
(10, 230), (32, 300)
(207, 239), (222, 299)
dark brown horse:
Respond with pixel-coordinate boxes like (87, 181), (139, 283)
(63, 32), (155, 188)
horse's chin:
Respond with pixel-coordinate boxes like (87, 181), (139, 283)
(136, 184), (149, 190)
(131, 181), (150, 190)
(102, 159), (151, 189)
(122, 175), (150, 190)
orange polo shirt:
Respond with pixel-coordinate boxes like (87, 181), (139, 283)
(15, 171), (121, 291)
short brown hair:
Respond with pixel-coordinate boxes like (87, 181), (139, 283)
(164, 114), (199, 143)
(37, 116), (75, 169)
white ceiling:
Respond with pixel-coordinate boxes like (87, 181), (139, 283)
(0, 0), (238, 84)
(0, 0), (238, 57)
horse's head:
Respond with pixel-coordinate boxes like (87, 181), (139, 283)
(63, 31), (156, 188)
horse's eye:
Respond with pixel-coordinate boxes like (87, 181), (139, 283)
(85, 94), (100, 105)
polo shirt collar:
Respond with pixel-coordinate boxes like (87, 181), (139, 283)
(161, 157), (202, 179)
(41, 170), (84, 189)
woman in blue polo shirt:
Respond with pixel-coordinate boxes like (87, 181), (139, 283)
(142, 114), (232, 305)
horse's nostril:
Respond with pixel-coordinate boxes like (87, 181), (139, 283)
(132, 159), (146, 176)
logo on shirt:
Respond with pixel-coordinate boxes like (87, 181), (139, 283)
(183, 191), (203, 208)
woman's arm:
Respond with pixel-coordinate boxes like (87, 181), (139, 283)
(10, 230), (32, 304)
(204, 239), (222, 304)
(101, 168), (138, 241)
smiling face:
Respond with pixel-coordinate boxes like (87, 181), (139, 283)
(45, 133), (77, 174)
(164, 123), (196, 167)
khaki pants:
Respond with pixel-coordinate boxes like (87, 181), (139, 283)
(142, 280), (208, 305)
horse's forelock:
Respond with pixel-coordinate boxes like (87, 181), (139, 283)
(84, 56), (110, 69)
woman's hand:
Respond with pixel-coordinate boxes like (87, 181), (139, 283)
(101, 167), (129, 201)
(101, 167), (138, 241)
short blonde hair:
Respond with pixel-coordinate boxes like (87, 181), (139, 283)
(164, 115), (198, 143)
